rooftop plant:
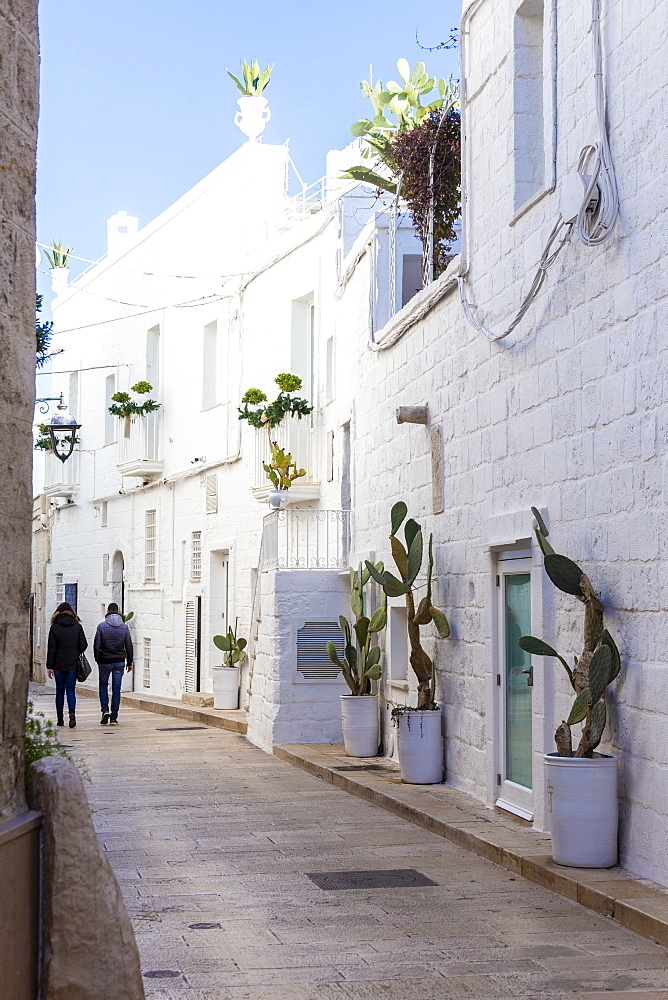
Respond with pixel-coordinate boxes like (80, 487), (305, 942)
(227, 58), (273, 96)
(109, 381), (161, 420)
(43, 241), (73, 269)
(327, 562), (387, 695)
(518, 508), (621, 758)
(343, 59), (460, 280)
(367, 502), (450, 710)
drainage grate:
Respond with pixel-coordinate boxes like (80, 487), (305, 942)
(143, 970), (181, 979)
(306, 868), (438, 891)
(188, 922), (221, 930)
(332, 764), (387, 772)
(155, 726), (207, 731)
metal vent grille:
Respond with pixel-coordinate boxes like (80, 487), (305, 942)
(296, 621), (344, 681)
(205, 474), (218, 514)
(306, 869), (438, 891)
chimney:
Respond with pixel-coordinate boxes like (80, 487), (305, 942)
(107, 211), (138, 256)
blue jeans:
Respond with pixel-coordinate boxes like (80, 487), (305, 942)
(98, 663), (125, 718)
(55, 670), (76, 717)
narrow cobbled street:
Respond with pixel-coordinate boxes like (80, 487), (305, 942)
(36, 693), (668, 1000)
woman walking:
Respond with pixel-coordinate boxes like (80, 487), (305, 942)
(46, 601), (88, 728)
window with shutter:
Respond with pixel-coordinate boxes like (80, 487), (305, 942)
(205, 474), (218, 513)
(143, 637), (151, 689)
(185, 601), (196, 693)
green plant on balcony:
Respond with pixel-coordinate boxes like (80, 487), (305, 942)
(518, 508), (621, 758)
(263, 442), (306, 491)
(227, 58), (273, 96)
(327, 562), (387, 694)
(343, 59), (460, 279)
(367, 502), (450, 710)
(238, 373), (313, 450)
(108, 381), (161, 420)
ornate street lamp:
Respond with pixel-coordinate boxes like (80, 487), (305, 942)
(44, 394), (81, 463)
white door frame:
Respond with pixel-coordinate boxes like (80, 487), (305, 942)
(496, 549), (534, 820)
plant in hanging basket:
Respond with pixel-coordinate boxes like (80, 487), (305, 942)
(367, 501), (450, 711)
(518, 507), (621, 758)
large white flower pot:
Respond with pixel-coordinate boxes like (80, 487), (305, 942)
(211, 665), (240, 710)
(397, 709), (443, 784)
(234, 95), (271, 142)
(268, 489), (289, 510)
(341, 695), (379, 757)
(544, 752), (618, 868)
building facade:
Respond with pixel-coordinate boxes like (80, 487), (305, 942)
(37, 0), (668, 887)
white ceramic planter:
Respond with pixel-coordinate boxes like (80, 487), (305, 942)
(50, 266), (70, 296)
(341, 695), (379, 757)
(234, 95), (271, 141)
(397, 709), (443, 784)
(268, 489), (289, 510)
(544, 752), (618, 867)
(211, 665), (240, 710)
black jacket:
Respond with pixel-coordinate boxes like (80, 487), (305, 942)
(46, 613), (88, 673)
(93, 613), (133, 666)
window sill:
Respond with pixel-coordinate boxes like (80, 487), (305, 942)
(387, 679), (409, 692)
(510, 184), (555, 227)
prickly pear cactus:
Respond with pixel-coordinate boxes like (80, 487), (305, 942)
(518, 508), (621, 758)
(327, 562), (387, 695)
(366, 502), (450, 710)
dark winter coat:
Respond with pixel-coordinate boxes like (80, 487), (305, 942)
(94, 613), (134, 666)
(46, 613), (88, 673)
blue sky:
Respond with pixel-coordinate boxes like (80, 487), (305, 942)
(37, 0), (461, 291)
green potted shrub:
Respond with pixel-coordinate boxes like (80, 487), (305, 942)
(228, 58), (273, 141)
(263, 442), (306, 509)
(519, 508), (622, 867)
(326, 562), (387, 756)
(367, 502), (450, 783)
(108, 381), (160, 438)
(44, 240), (73, 294)
(211, 620), (247, 710)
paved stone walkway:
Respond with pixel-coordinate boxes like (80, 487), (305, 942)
(35, 692), (668, 1000)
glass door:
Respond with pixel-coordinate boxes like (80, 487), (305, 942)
(497, 552), (533, 819)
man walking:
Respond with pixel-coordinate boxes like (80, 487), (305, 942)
(94, 602), (133, 725)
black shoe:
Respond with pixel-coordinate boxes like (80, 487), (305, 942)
(69, 711), (76, 729)
(57, 717), (64, 727)
(110, 717), (119, 726)
(101, 712), (111, 725)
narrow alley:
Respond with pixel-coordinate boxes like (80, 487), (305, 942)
(34, 693), (668, 1000)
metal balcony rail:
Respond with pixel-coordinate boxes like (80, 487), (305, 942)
(261, 509), (350, 570)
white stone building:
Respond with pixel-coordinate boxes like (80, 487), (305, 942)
(36, 0), (668, 886)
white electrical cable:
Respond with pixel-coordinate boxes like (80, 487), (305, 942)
(458, 0), (619, 342)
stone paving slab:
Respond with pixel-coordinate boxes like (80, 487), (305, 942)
(275, 742), (668, 949)
(31, 694), (668, 1000)
(73, 683), (248, 733)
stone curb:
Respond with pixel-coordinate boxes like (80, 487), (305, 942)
(73, 685), (248, 734)
(274, 742), (668, 948)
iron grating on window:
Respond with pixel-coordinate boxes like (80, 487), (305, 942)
(296, 621), (345, 681)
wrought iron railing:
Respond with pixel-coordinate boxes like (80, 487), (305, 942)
(261, 509), (350, 570)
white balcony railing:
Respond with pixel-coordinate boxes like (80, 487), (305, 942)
(262, 509), (350, 570)
(117, 412), (163, 480)
(44, 449), (80, 498)
(252, 417), (319, 503)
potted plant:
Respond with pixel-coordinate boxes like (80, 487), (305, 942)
(326, 562), (387, 756)
(519, 508), (621, 868)
(238, 373), (313, 504)
(44, 240), (73, 293)
(108, 381), (161, 437)
(367, 502), (450, 783)
(263, 442), (306, 508)
(227, 58), (273, 141)
(211, 620), (247, 710)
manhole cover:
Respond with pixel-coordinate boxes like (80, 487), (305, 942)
(306, 868), (438, 890)
(333, 764), (387, 772)
(188, 922), (221, 930)
(143, 970), (181, 979)
(155, 726), (206, 731)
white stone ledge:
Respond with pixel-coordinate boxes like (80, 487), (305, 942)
(369, 256), (460, 353)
